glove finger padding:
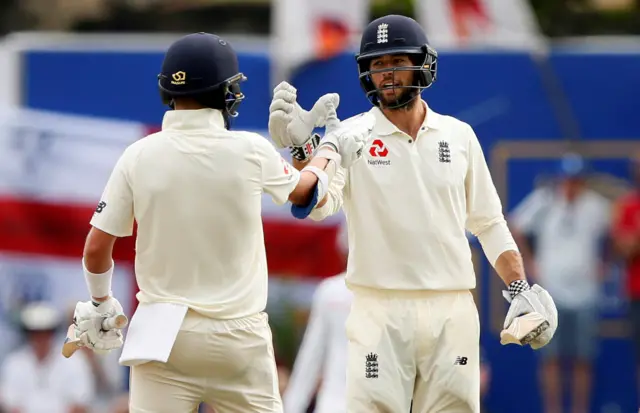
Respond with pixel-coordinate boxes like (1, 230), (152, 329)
(503, 284), (558, 348)
(273, 81), (296, 96)
(528, 285), (558, 348)
(269, 112), (294, 148)
(272, 89), (297, 106)
(73, 297), (126, 355)
(80, 329), (123, 355)
(269, 98), (294, 114)
(310, 93), (340, 128)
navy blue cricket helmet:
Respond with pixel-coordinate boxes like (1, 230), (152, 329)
(355, 15), (438, 109)
(158, 32), (247, 119)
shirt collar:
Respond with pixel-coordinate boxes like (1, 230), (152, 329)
(370, 100), (441, 136)
(162, 109), (226, 131)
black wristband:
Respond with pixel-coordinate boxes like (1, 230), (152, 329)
(508, 279), (530, 299)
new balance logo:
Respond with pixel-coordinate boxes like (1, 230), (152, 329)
(95, 201), (107, 214)
(438, 141), (451, 163)
(454, 356), (468, 366)
(365, 353), (379, 378)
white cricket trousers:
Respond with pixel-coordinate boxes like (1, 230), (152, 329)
(129, 310), (283, 413)
(345, 286), (480, 413)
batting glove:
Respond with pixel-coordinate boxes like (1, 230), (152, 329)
(502, 282), (558, 349)
(268, 81), (340, 161)
(73, 297), (125, 354)
(317, 112), (374, 169)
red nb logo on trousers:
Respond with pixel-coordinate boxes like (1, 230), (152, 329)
(369, 139), (389, 157)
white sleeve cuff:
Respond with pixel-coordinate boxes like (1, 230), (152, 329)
(83, 259), (114, 298)
(476, 220), (519, 267)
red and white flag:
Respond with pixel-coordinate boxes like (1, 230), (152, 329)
(271, 0), (369, 82)
(415, 0), (545, 49)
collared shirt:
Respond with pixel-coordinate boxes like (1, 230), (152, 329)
(91, 109), (300, 319)
(283, 274), (352, 413)
(309, 102), (507, 291)
(511, 186), (611, 308)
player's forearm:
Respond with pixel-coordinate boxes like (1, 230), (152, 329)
(292, 158), (311, 171)
(83, 228), (115, 273)
(289, 157), (330, 207)
(494, 250), (527, 286)
(511, 230), (536, 277)
(83, 227), (117, 302)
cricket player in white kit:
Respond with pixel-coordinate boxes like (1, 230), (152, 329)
(268, 15), (559, 413)
(69, 33), (367, 413)
(283, 224), (352, 413)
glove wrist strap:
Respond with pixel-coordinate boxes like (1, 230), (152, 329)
(290, 133), (321, 162)
(507, 279), (530, 299)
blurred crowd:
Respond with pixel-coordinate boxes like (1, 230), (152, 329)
(510, 153), (640, 413)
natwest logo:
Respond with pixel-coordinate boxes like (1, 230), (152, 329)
(367, 139), (391, 166)
(368, 139), (389, 157)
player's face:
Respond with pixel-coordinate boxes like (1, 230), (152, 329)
(369, 54), (414, 107)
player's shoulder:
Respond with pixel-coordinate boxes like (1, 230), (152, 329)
(341, 111), (375, 129)
(229, 130), (276, 152)
(122, 131), (157, 156)
(432, 109), (476, 139)
(519, 185), (554, 207)
(584, 189), (611, 210)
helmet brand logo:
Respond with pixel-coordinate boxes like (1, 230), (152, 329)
(171, 71), (186, 85)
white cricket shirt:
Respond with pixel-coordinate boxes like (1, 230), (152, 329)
(90, 109), (300, 319)
(283, 274), (352, 413)
(310, 102), (509, 291)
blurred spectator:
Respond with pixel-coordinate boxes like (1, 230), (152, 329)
(611, 155), (640, 395)
(0, 302), (96, 413)
(283, 223), (351, 413)
(510, 153), (612, 413)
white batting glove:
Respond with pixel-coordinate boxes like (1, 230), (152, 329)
(73, 297), (125, 355)
(268, 81), (340, 160)
(501, 283), (558, 349)
(317, 112), (374, 169)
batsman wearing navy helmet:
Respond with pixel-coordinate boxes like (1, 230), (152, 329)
(269, 15), (558, 412)
(75, 32), (364, 413)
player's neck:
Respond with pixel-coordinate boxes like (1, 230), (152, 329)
(381, 100), (426, 140)
(173, 98), (208, 111)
